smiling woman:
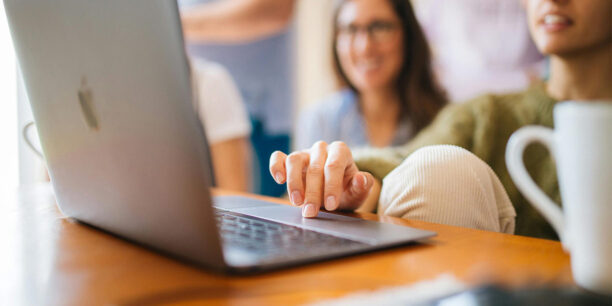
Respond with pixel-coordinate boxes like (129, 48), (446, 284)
(294, 0), (447, 151)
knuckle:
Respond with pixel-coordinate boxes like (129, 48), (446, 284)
(286, 153), (303, 164)
(329, 141), (345, 149)
(324, 180), (341, 192)
(287, 180), (303, 191)
(329, 141), (347, 150)
(330, 141), (350, 156)
(270, 153), (282, 163)
(269, 152), (283, 163)
(339, 146), (351, 157)
(325, 158), (344, 171)
(312, 141), (328, 151)
(304, 189), (322, 202)
(286, 174), (303, 188)
(306, 163), (324, 176)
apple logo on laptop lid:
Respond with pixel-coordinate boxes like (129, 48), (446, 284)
(78, 77), (99, 131)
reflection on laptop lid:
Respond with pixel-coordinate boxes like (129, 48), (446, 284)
(4, 0), (435, 273)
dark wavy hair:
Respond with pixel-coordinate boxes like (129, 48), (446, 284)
(332, 0), (447, 132)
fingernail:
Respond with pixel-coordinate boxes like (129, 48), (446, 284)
(325, 195), (337, 210)
(361, 175), (369, 189)
(302, 203), (317, 218)
(352, 176), (361, 189)
(290, 191), (303, 205)
(352, 174), (368, 191)
(274, 172), (284, 184)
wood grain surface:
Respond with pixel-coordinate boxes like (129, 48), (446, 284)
(0, 184), (573, 305)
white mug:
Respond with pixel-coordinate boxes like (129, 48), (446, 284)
(506, 101), (612, 295)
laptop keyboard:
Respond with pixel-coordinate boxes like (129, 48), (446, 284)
(214, 209), (368, 261)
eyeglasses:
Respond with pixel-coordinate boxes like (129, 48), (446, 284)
(337, 21), (400, 44)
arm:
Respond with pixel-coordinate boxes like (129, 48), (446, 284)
(268, 98), (488, 218)
(181, 0), (296, 43)
(210, 137), (252, 192)
(193, 61), (253, 191)
(354, 102), (478, 182)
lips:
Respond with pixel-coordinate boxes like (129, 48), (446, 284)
(356, 59), (382, 73)
(540, 13), (573, 32)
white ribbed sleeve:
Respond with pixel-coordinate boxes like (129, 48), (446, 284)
(379, 145), (516, 234)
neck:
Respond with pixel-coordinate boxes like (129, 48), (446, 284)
(358, 88), (402, 147)
(547, 43), (612, 101)
(359, 89), (401, 121)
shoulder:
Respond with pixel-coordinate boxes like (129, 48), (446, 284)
(301, 89), (357, 120)
(192, 59), (242, 106)
(300, 89), (357, 125)
(455, 82), (554, 125)
(442, 85), (544, 121)
(193, 60), (234, 85)
(295, 89), (359, 150)
(192, 60), (250, 143)
(420, 88), (536, 144)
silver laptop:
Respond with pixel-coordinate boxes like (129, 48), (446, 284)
(4, 0), (435, 273)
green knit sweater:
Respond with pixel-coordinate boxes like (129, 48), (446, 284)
(354, 82), (561, 240)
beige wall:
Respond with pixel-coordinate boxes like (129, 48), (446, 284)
(294, 0), (337, 114)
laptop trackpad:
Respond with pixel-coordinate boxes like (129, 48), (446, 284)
(212, 195), (358, 223)
(212, 195), (283, 210)
(234, 205), (378, 243)
(214, 195), (360, 222)
(214, 195), (435, 245)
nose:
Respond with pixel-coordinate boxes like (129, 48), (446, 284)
(353, 31), (375, 54)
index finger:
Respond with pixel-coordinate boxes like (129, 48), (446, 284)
(302, 141), (328, 218)
(323, 141), (352, 211)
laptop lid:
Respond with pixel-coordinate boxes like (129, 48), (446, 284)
(4, 0), (226, 268)
(6, 0), (436, 273)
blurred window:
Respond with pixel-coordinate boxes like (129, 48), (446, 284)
(0, 6), (18, 191)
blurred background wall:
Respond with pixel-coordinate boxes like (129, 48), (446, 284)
(294, 1), (336, 116)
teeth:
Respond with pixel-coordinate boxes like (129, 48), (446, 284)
(544, 14), (568, 25)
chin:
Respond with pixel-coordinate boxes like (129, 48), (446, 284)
(354, 83), (385, 92)
(360, 78), (393, 90)
(542, 42), (600, 57)
(535, 38), (573, 56)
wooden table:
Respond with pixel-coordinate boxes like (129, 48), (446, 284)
(0, 184), (573, 305)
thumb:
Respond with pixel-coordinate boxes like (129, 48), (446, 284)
(340, 171), (374, 210)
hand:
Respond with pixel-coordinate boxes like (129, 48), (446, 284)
(269, 141), (375, 217)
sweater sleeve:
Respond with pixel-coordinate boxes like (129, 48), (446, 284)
(353, 96), (496, 181)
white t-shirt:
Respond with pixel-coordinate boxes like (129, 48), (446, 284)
(192, 60), (251, 144)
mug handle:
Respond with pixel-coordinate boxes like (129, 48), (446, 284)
(22, 121), (44, 159)
(505, 126), (567, 247)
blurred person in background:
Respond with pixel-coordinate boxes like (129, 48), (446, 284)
(294, 0), (447, 150)
(179, 0), (296, 197)
(270, 0), (612, 240)
(192, 60), (252, 192)
(414, 0), (546, 102)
